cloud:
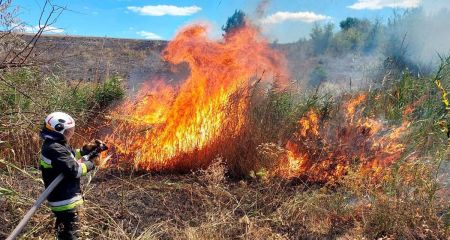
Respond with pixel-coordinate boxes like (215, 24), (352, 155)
(348, 0), (421, 10)
(24, 25), (64, 34)
(127, 5), (201, 16)
(261, 11), (331, 24)
(137, 31), (163, 40)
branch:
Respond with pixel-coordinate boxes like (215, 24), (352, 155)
(1, 0), (65, 69)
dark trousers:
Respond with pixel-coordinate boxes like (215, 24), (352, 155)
(54, 210), (79, 240)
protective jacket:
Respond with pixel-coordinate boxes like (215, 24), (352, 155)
(39, 128), (94, 212)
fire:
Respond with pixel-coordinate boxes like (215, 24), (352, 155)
(346, 94), (367, 117)
(298, 110), (319, 137)
(105, 23), (410, 182)
(282, 94), (408, 182)
(106, 24), (287, 170)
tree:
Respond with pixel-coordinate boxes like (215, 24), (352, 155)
(340, 17), (359, 31)
(332, 17), (372, 53)
(363, 20), (382, 53)
(310, 23), (334, 55)
(222, 10), (246, 36)
(339, 17), (370, 32)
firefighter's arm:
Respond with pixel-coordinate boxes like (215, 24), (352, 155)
(49, 144), (94, 178)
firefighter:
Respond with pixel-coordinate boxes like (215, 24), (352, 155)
(40, 112), (102, 240)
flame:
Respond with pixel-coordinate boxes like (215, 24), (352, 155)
(106, 24), (287, 170)
(104, 23), (412, 183)
(282, 94), (408, 182)
(346, 94), (367, 117)
(298, 110), (319, 137)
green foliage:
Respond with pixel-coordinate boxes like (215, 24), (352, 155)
(0, 68), (126, 166)
(249, 88), (297, 141)
(266, 90), (296, 123)
(310, 23), (334, 55)
(434, 56), (450, 140)
(0, 68), (125, 120)
(222, 10), (246, 36)
(340, 17), (359, 31)
(0, 68), (35, 111)
(332, 27), (365, 52)
(363, 20), (382, 53)
(339, 17), (371, 32)
(363, 57), (449, 159)
(94, 76), (125, 109)
(311, 17), (382, 55)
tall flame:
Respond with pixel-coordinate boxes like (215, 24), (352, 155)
(107, 24), (288, 170)
(105, 23), (411, 182)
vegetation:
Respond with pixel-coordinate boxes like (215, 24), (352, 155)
(309, 65), (328, 87)
(222, 10), (246, 36)
(2, 56), (449, 239)
(310, 23), (334, 55)
(0, 2), (449, 240)
(0, 68), (124, 166)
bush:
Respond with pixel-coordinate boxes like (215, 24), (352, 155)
(310, 23), (334, 55)
(94, 76), (125, 109)
(0, 69), (126, 166)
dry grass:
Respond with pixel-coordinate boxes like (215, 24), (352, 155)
(1, 159), (448, 239)
(1, 60), (449, 239)
(1, 95), (449, 240)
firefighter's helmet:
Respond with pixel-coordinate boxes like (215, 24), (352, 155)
(44, 112), (75, 134)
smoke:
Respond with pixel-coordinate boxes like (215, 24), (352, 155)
(256, 0), (270, 18)
(422, 0), (450, 14)
(274, 7), (450, 90)
(388, 8), (450, 67)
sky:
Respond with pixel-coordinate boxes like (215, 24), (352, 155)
(12, 0), (450, 43)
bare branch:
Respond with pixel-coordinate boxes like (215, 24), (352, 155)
(0, 0), (66, 69)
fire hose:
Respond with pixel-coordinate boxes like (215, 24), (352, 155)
(6, 144), (108, 240)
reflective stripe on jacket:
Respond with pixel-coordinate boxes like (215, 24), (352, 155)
(39, 128), (94, 212)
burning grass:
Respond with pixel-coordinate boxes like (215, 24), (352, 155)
(104, 23), (414, 185)
(106, 23), (288, 171)
(278, 93), (407, 182)
(1, 19), (450, 240)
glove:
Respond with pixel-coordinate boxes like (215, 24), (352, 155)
(83, 150), (99, 161)
(80, 150), (98, 170)
(83, 159), (95, 172)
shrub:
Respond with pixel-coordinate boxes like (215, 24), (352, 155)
(93, 75), (125, 109)
(310, 23), (334, 55)
(0, 69), (126, 166)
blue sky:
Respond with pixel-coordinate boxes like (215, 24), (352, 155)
(13, 0), (446, 43)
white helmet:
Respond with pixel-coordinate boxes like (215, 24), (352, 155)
(44, 112), (75, 134)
